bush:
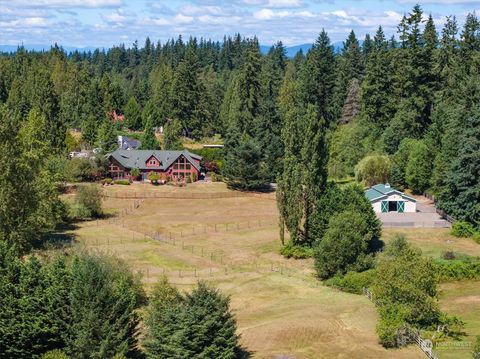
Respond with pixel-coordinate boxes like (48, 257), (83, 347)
(148, 171), (160, 185)
(314, 210), (375, 279)
(191, 171), (198, 182)
(474, 233), (480, 244)
(211, 173), (217, 182)
(376, 305), (410, 348)
(41, 350), (70, 359)
(114, 179), (130, 185)
(68, 202), (92, 221)
(75, 185), (102, 218)
(101, 178), (113, 185)
(372, 236), (443, 347)
(324, 269), (376, 294)
(433, 258), (480, 281)
(473, 335), (480, 359)
(130, 168), (140, 180)
(451, 221), (476, 238)
(280, 242), (314, 259)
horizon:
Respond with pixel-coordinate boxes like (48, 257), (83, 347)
(1, 1), (480, 49)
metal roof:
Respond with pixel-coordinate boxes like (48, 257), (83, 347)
(108, 149), (202, 171)
(364, 184), (417, 203)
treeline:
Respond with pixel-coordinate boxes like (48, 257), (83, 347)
(1, 5), (478, 220)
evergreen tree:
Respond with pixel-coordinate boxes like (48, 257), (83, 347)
(163, 119), (183, 150)
(124, 96), (142, 130)
(438, 110), (480, 223)
(140, 117), (160, 150)
(144, 280), (240, 359)
(299, 30), (336, 124)
(96, 117), (117, 151)
(0, 108), (61, 253)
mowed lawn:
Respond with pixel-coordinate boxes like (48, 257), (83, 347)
(67, 182), (426, 358)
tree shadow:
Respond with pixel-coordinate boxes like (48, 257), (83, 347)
(36, 223), (79, 250)
(368, 236), (385, 253)
(237, 346), (254, 358)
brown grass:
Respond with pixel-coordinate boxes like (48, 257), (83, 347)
(65, 184), (426, 358)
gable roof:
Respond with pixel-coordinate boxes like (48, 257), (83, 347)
(108, 149), (202, 171)
(365, 184), (416, 203)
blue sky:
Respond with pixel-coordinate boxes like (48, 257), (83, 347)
(1, 0), (480, 48)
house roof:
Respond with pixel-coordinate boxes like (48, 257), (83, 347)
(118, 136), (141, 150)
(365, 184), (416, 203)
(108, 149), (202, 171)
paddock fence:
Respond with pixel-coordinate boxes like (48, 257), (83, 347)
(101, 189), (276, 201)
(423, 192), (455, 224)
(381, 221), (451, 228)
(363, 288), (440, 359)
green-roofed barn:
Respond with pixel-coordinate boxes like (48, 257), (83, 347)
(107, 149), (202, 182)
(365, 183), (417, 213)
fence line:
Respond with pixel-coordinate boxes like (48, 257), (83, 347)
(102, 189), (276, 201)
(363, 288), (440, 359)
(423, 192), (455, 224)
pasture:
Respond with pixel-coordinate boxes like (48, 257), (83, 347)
(61, 181), (480, 358)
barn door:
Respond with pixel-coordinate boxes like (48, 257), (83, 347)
(397, 201), (405, 213)
(381, 201), (388, 213)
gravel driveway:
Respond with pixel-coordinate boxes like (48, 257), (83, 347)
(377, 195), (451, 228)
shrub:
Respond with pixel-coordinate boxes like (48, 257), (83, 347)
(474, 233), (480, 244)
(101, 178), (113, 185)
(324, 269), (376, 294)
(442, 250), (456, 260)
(68, 202), (92, 221)
(473, 335), (480, 359)
(114, 179), (130, 185)
(191, 171), (198, 182)
(314, 210), (375, 279)
(211, 173), (217, 182)
(451, 221), (476, 238)
(433, 258), (480, 281)
(41, 350), (70, 359)
(372, 236), (443, 347)
(280, 242), (314, 259)
(376, 305), (410, 348)
(148, 172), (160, 185)
(130, 168), (140, 180)
(186, 176), (192, 183)
(75, 185), (102, 218)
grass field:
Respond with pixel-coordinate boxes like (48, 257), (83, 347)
(59, 181), (480, 358)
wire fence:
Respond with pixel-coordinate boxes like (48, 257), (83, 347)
(363, 288), (440, 359)
(102, 189), (276, 201)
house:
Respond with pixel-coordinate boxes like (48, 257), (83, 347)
(118, 135), (141, 150)
(111, 110), (124, 123)
(107, 149), (202, 181)
(69, 151), (90, 159)
(365, 183), (417, 213)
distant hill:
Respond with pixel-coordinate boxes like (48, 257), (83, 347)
(1, 41), (358, 57)
(0, 44), (102, 53)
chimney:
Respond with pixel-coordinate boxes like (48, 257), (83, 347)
(385, 183), (391, 188)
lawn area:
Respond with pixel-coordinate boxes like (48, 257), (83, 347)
(438, 280), (480, 359)
(65, 183), (432, 358)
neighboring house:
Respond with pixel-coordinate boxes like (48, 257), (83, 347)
(111, 110), (124, 123)
(69, 151), (91, 159)
(107, 149), (202, 181)
(118, 136), (141, 150)
(365, 183), (417, 213)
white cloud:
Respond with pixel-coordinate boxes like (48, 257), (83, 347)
(9, 0), (123, 8)
(266, 0), (303, 8)
(253, 8), (313, 20)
